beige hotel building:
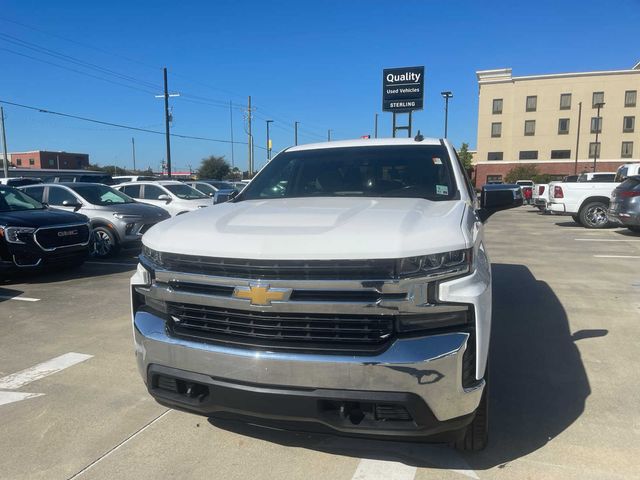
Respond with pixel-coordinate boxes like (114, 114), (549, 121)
(474, 62), (640, 186)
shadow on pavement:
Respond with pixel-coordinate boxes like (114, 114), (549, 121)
(554, 221), (583, 228)
(208, 263), (601, 471)
(0, 286), (25, 302)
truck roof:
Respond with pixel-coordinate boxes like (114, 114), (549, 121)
(287, 137), (443, 152)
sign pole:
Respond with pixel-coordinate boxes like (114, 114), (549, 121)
(408, 111), (412, 137)
(392, 113), (397, 138)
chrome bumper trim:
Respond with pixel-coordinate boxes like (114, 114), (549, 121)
(134, 310), (484, 421)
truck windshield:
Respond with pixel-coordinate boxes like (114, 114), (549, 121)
(239, 145), (457, 201)
(0, 186), (45, 212)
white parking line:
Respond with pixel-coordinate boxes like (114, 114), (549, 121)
(0, 295), (40, 302)
(593, 255), (640, 259)
(0, 352), (93, 390)
(351, 459), (417, 480)
(575, 238), (640, 242)
(0, 391), (44, 406)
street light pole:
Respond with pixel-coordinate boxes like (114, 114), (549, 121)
(0, 107), (9, 179)
(593, 102), (605, 172)
(294, 121), (299, 146)
(374, 113), (378, 138)
(266, 120), (273, 160)
(441, 91), (453, 138)
(131, 137), (136, 171)
(327, 129), (332, 141)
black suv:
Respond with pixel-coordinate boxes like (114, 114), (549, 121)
(0, 185), (91, 270)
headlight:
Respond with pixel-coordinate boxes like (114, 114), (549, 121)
(113, 213), (142, 220)
(397, 248), (472, 279)
(142, 245), (163, 265)
(4, 226), (36, 244)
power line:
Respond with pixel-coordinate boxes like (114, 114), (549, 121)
(0, 48), (158, 95)
(0, 99), (266, 149)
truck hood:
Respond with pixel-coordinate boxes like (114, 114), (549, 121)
(143, 197), (468, 260)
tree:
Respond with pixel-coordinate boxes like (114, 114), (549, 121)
(505, 165), (539, 183)
(198, 155), (230, 179)
(458, 143), (474, 172)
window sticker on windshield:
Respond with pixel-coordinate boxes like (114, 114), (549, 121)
(436, 185), (448, 195)
(432, 157), (442, 165)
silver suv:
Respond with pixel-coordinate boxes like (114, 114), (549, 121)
(20, 183), (170, 257)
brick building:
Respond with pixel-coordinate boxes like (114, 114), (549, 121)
(10, 151), (90, 170)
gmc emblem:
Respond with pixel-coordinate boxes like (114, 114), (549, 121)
(57, 230), (78, 237)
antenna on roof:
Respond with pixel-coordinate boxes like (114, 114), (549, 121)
(414, 130), (424, 142)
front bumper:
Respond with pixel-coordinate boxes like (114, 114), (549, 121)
(134, 309), (484, 436)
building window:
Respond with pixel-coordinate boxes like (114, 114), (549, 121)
(622, 142), (633, 158)
(623, 116), (635, 133)
(560, 93), (572, 110)
(625, 90), (637, 107)
(49, 159), (55, 167)
(551, 149), (571, 159)
(519, 150), (538, 160)
(491, 122), (502, 138)
(492, 98), (503, 114)
(558, 118), (570, 134)
(526, 95), (537, 112)
(487, 152), (503, 161)
(589, 142), (601, 158)
(590, 117), (602, 133)
(29, 158), (35, 165)
(524, 120), (536, 136)
(592, 91), (604, 107)
(486, 175), (503, 183)
(16, 158), (22, 166)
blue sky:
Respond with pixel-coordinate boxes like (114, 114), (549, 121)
(1, 0), (638, 173)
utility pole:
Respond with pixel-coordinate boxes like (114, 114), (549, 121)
(131, 137), (136, 171)
(229, 101), (235, 168)
(294, 121), (299, 146)
(266, 120), (273, 160)
(56, 153), (60, 170)
(441, 91), (453, 138)
(592, 102), (605, 172)
(0, 107), (9, 179)
(163, 68), (172, 178)
(374, 113), (378, 138)
(247, 96), (253, 176)
(155, 67), (179, 178)
(327, 129), (332, 141)
(574, 102), (582, 175)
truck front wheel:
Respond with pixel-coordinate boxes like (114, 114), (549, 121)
(454, 382), (488, 451)
(579, 201), (610, 229)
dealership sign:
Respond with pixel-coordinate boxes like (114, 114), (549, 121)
(382, 66), (425, 112)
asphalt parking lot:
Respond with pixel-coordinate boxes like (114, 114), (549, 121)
(1, 207), (639, 480)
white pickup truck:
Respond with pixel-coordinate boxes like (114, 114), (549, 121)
(548, 172), (618, 228)
(130, 137), (522, 451)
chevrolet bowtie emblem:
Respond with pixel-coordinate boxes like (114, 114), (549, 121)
(233, 284), (292, 306)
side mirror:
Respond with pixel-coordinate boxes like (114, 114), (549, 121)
(158, 194), (172, 203)
(62, 199), (82, 212)
(477, 184), (523, 222)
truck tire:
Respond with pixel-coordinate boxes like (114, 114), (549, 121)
(454, 382), (488, 451)
(571, 214), (581, 225)
(579, 201), (610, 229)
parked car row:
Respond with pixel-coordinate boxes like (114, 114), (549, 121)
(528, 163), (640, 232)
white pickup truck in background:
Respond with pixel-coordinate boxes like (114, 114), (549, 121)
(548, 173), (618, 228)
